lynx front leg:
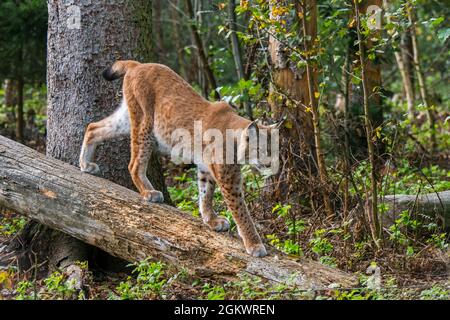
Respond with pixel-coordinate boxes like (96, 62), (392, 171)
(80, 101), (129, 174)
(198, 168), (230, 232)
(210, 164), (267, 257)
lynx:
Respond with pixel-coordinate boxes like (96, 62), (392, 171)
(79, 60), (280, 257)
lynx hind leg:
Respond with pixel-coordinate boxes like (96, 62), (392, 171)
(80, 100), (130, 174)
(128, 118), (163, 203)
(198, 168), (230, 232)
(211, 164), (267, 257)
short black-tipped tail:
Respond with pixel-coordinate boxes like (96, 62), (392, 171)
(102, 60), (140, 81)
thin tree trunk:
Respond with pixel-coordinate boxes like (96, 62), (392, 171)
(401, 29), (415, 99)
(4, 80), (17, 127)
(15, 78), (25, 144)
(384, 1), (415, 119)
(228, 0), (252, 118)
(354, 0), (381, 247)
(407, 4), (436, 151)
(399, 23), (416, 105)
(298, 2), (333, 218)
(394, 49), (415, 119)
(185, 0), (220, 99)
(228, 0), (244, 80)
(343, 48), (352, 224)
(170, 0), (187, 79)
(345, 1), (384, 161)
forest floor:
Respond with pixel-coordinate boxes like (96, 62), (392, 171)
(1, 161), (450, 300)
(1, 208), (449, 300)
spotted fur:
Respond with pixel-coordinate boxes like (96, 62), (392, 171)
(79, 60), (268, 257)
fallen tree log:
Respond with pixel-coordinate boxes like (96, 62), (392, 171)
(0, 135), (355, 289)
(382, 191), (450, 227)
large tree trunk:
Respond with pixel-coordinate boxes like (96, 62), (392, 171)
(266, 0), (318, 207)
(13, 0), (169, 276)
(354, 0), (381, 245)
(152, 0), (166, 62)
(0, 135), (356, 289)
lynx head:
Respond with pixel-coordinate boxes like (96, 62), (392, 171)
(237, 119), (282, 176)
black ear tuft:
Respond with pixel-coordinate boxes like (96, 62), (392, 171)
(102, 67), (119, 81)
(247, 120), (259, 137)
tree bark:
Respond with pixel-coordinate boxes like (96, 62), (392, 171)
(15, 78), (24, 144)
(13, 0), (169, 276)
(3, 80), (17, 138)
(0, 135), (356, 289)
(394, 49), (415, 119)
(228, 0), (244, 80)
(354, 0), (381, 246)
(384, 1), (415, 119)
(152, 0), (166, 62)
(266, 0), (317, 205)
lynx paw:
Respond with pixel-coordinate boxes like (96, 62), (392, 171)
(80, 162), (100, 175)
(142, 190), (164, 203)
(246, 243), (267, 258)
(209, 217), (230, 232)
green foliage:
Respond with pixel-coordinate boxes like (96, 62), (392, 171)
(42, 271), (79, 300)
(111, 258), (167, 300)
(331, 289), (375, 300)
(228, 274), (306, 300)
(217, 78), (264, 107)
(348, 157), (450, 197)
(309, 229), (334, 256)
(388, 209), (449, 256)
(419, 285), (449, 300)
(15, 280), (36, 300)
(168, 170), (199, 216)
(0, 0), (47, 83)
(267, 234), (302, 256)
(0, 216), (26, 236)
(309, 229), (336, 267)
(202, 283), (226, 300)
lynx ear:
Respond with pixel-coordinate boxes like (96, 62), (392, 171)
(267, 119), (284, 129)
(246, 120), (259, 136)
